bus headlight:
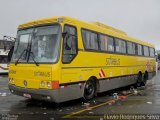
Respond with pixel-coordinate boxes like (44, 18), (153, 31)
(47, 82), (51, 88)
(41, 81), (45, 87)
(9, 78), (14, 83)
(40, 81), (52, 88)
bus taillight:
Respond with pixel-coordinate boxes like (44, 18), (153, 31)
(51, 81), (59, 89)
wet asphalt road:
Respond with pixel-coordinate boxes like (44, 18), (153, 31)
(0, 72), (160, 120)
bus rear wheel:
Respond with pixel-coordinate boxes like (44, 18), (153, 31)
(83, 79), (96, 100)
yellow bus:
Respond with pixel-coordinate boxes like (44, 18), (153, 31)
(8, 16), (156, 103)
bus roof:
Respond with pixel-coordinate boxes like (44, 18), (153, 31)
(18, 16), (154, 48)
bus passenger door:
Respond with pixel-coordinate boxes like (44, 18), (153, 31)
(61, 25), (83, 100)
(61, 25), (78, 83)
(62, 25), (77, 64)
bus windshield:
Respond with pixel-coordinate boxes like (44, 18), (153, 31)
(11, 24), (61, 64)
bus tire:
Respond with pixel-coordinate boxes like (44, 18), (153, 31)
(83, 79), (96, 101)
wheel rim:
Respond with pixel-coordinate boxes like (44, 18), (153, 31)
(84, 81), (95, 100)
(85, 83), (94, 95)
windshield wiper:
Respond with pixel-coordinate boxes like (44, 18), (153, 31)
(29, 52), (39, 66)
(15, 49), (28, 65)
(15, 49), (39, 66)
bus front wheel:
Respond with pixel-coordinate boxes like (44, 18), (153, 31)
(83, 79), (96, 100)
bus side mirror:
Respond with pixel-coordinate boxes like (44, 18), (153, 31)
(62, 32), (72, 50)
(62, 32), (67, 39)
(8, 46), (14, 62)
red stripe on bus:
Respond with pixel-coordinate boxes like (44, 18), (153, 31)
(99, 72), (102, 78)
(101, 69), (105, 77)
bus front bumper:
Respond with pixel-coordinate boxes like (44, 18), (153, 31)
(8, 84), (60, 103)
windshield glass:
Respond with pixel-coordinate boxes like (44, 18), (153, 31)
(11, 24), (61, 63)
(12, 29), (33, 62)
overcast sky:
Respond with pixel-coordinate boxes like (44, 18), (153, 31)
(0, 0), (159, 49)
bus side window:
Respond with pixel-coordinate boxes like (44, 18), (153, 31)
(149, 47), (155, 57)
(143, 46), (149, 56)
(138, 44), (143, 56)
(115, 38), (126, 54)
(62, 25), (77, 63)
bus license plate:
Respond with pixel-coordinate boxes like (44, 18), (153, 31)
(23, 93), (31, 98)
